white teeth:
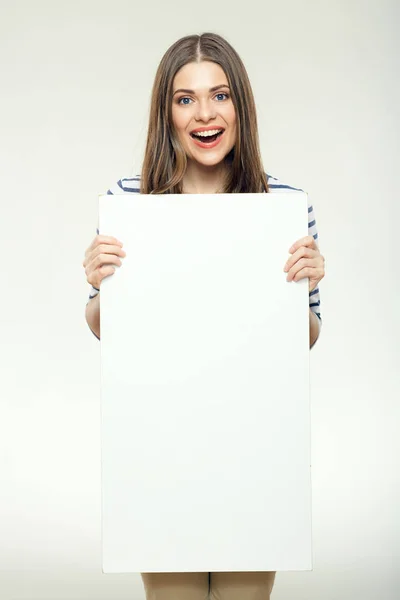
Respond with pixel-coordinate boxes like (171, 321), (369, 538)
(192, 129), (223, 137)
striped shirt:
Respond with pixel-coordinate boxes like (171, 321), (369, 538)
(87, 173), (322, 341)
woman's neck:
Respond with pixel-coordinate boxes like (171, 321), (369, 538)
(182, 160), (229, 194)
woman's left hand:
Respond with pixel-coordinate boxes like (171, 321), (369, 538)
(284, 235), (325, 292)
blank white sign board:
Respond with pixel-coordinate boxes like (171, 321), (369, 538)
(99, 193), (311, 573)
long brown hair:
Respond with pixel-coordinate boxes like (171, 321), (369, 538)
(141, 33), (269, 194)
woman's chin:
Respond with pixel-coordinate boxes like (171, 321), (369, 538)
(188, 152), (230, 168)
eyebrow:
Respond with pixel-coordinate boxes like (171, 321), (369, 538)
(173, 84), (230, 96)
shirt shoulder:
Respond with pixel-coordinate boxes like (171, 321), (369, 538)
(266, 174), (304, 192)
(106, 175), (141, 195)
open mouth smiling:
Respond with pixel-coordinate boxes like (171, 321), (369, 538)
(190, 127), (225, 143)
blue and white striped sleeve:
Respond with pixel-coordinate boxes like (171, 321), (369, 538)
(307, 203), (322, 336)
(106, 176), (141, 195)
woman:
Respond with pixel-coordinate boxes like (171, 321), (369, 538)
(83, 32), (325, 600)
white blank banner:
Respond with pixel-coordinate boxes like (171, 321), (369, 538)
(99, 193), (311, 574)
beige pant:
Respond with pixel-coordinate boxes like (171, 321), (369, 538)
(141, 571), (276, 600)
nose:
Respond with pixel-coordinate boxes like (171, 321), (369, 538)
(195, 98), (216, 122)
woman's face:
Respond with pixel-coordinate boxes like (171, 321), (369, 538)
(171, 61), (237, 168)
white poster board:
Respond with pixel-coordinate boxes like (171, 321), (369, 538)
(99, 193), (311, 573)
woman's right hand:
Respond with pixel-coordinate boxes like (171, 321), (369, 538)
(83, 235), (126, 290)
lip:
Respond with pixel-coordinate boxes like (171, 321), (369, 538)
(190, 126), (225, 134)
(190, 129), (225, 149)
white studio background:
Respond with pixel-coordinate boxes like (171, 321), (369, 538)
(1, 1), (398, 599)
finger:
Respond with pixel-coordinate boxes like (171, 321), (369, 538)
(95, 243), (126, 257)
(284, 247), (318, 272)
(83, 243), (126, 268)
(289, 235), (316, 254)
(286, 259), (317, 281)
(288, 266), (324, 288)
(88, 235), (123, 253)
(85, 252), (123, 277)
(288, 266), (315, 283)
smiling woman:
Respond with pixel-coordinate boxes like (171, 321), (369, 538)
(83, 31), (325, 600)
(140, 33), (268, 195)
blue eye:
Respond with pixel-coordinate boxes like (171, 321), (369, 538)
(177, 93), (229, 105)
